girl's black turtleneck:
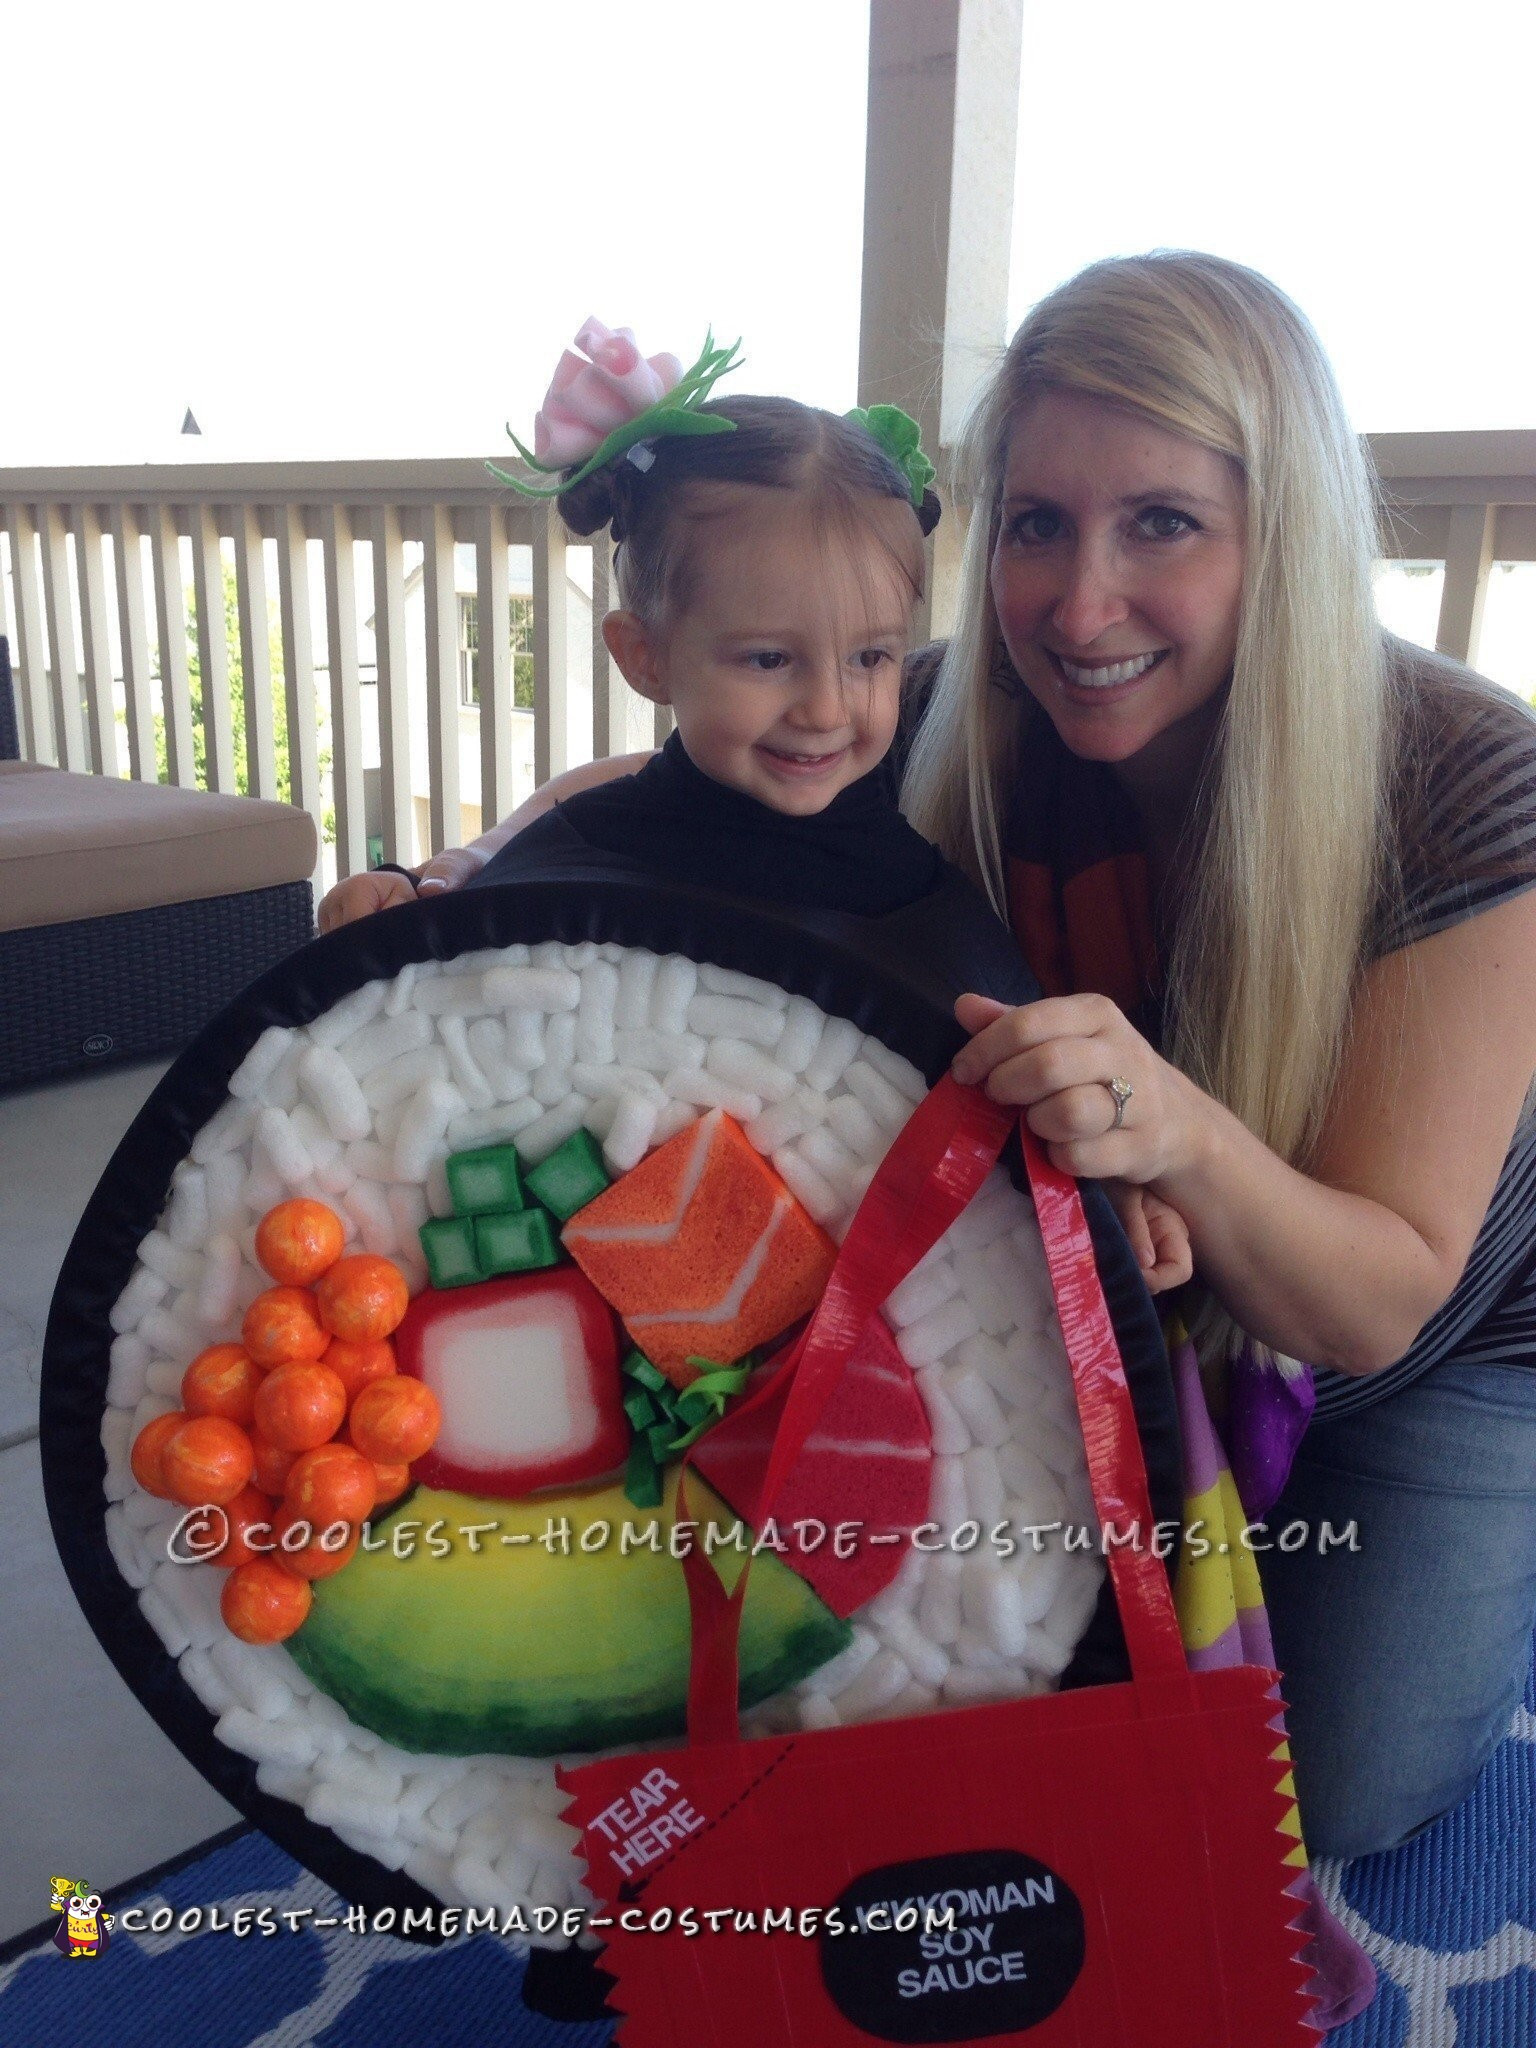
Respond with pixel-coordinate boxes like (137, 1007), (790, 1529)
(472, 732), (943, 917)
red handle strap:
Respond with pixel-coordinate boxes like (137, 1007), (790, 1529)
(679, 1075), (1188, 1743)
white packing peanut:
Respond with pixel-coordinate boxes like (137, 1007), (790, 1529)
(138, 1585), (192, 1658)
(216, 1706), (322, 1770)
(144, 1358), (184, 1398)
(604, 1095), (658, 1175)
(107, 1332), (151, 1403)
(179, 1645), (239, 1717)
(943, 1667), (1028, 1705)
(842, 1060), (908, 1133)
(345, 1140), (399, 1184)
(832, 1647), (910, 1720)
(859, 1035), (927, 1103)
(964, 1559), (1032, 1660)
(312, 1154), (354, 1201)
(340, 1009), (433, 1079)
(516, 1097), (593, 1164)
(928, 1450), (971, 1535)
(383, 961), (424, 1015)
(229, 1025), (298, 1100)
(1012, 1543), (1068, 1626)
(1022, 1628), (1074, 1681)
(952, 1246), (1012, 1337)
(948, 1174), (1019, 1256)
(886, 1683), (940, 1720)
(403, 1846), (458, 1899)
(590, 1099), (621, 1152)
(484, 965), (580, 1012)
(612, 1028), (704, 1075)
(262, 1040), (308, 1112)
(697, 962), (786, 1007)
(798, 1691), (841, 1731)
(209, 1637), (296, 1720)
(123, 1480), (179, 1530)
(1033, 1408), (1087, 1479)
(614, 948), (658, 1030)
(884, 1250), (959, 1330)
(825, 1093), (884, 1163)
(196, 1235), (242, 1326)
(802, 1013), (861, 1093)
(555, 941), (600, 971)
(914, 1368), (971, 1457)
(288, 1102), (341, 1171)
(876, 1612), (950, 1690)
(706, 1038), (795, 1105)
(955, 1628), (1005, 1669)
(394, 1078), (463, 1181)
(898, 1292), (982, 1369)
(797, 1125), (862, 1200)
(137, 1229), (204, 1292)
(204, 1152), (248, 1231)
(315, 1751), (405, 1804)
(308, 979), (387, 1049)
(498, 1008), (545, 1073)
(688, 992), (784, 1047)
(138, 1305), (205, 1364)
(746, 1085), (825, 1154)
(948, 1367), (1012, 1449)
(1047, 1560), (1104, 1644)
(435, 1018), (491, 1113)
(506, 1808), (582, 1859)
(446, 1101), (544, 1151)
(165, 1167), (210, 1250)
(466, 943), (528, 971)
(649, 1099), (698, 1146)
(650, 955), (698, 1033)
(570, 1063), (665, 1106)
(414, 972), (489, 1017)
(771, 994), (821, 1077)
(255, 1763), (319, 1807)
(427, 1768), (506, 1833)
(769, 1147), (842, 1229)
(255, 1107), (314, 1189)
(343, 1180), (397, 1256)
(574, 960), (619, 1064)
(101, 1408), (134, 1500)
(986, 1229), (1053, 1331)
(306, 1782), (399, 1838)
(299, 1046), (372, 1143)
(956, 1334), (1020, 1408)
(664, 1067), (759, 1119)
(999, 1463), (1069, 1542)
(963, 1446), (1007, 1530)
(363, 1045), (451, 1111)
(190, 1098), (256, 1164)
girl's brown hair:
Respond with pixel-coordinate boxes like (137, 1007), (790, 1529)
(557, 395), (940, 624)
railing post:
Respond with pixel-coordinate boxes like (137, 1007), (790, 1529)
(111, 503), (156, 781)
(422, 504), (461, 856)
(4, 504), (54, 761)
(1436, 502), (1497, 668)
(233, 505), (277, 802)
(475, 502), (513, 826)
(320, 504), (366, 878)
(152, 505), (196, 787)
(277, 506), (322, 862)
(191, 504), (236, 792)
(371, 503), (414, 863)
(71, 502), (120, 777)
(39, 503), (87, 770)
(532, 499), (568, 786)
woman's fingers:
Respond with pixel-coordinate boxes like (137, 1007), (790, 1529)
(416, 846), (489, 895)
(951, 992), (1121, 1087)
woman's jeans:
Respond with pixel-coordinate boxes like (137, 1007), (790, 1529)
(1257, 1359), (1536, 1861)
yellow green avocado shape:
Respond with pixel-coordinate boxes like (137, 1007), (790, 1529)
(287, 1472), (851, 1756)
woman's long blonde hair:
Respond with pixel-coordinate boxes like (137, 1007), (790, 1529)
(904, 253), (1393, 1298)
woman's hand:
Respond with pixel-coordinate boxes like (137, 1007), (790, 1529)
(315, 847), (489, 934)
(950, 991), (1200, 1185)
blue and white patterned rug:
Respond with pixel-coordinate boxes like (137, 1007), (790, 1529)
(3, 1649), (1532, 2046)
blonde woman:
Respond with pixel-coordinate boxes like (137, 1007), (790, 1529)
(318, 255), (1536, 1864)
(916, 252), (1536, 1860)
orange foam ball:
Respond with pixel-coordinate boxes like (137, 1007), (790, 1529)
(221, 1559), (312, 1643)
(242, 1286), (329, 1369)
(182, 1344), (262, 1426)
(130, 1411), (189, 1499)
(284, 1442), (377, 1525)
(160, 1416), (255, 1507)
(250, 1430), (300, 1496)
(348, 1376), (441, 1465)
(253, 1361), (348, 1453)
(369, 1460), (412, 1506)
(271, 1503), (362, 1581)
(209, 1484), (279, 1571)
(321, 1335), (397, 1404)
(315, 1255), (410, 1345)
(255, 1198), (347, 1287)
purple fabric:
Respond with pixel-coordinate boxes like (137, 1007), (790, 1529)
(1226, 1340), (1317, 1519)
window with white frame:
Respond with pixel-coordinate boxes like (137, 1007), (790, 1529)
(458, 594), (536, 709)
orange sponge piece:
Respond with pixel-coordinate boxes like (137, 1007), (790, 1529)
(562, 1110), (836, 1385)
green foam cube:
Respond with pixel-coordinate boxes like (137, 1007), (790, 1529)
(473, 1206), (559, 1276)
(420, 1215), (483, 1289)
(522, 1128), (611, 1222)
(447, 1143), (525, 1216)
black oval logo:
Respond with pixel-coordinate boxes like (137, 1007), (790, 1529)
(820, 1848), (1085, 2042)
(82, 1034), (115, 1058)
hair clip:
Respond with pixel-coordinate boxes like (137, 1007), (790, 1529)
(844, 403), (937, 511)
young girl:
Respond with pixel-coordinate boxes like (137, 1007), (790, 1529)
(318, 373), (1190, 1288)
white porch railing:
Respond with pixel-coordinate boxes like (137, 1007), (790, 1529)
(2, 433), (1532, 885)
(0, 461), (665, 884)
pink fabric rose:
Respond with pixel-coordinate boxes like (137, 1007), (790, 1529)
(532, 318), (685, 468)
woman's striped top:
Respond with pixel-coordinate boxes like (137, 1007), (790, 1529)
(1313, 643), (1536, 1418)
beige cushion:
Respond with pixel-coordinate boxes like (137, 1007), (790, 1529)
(0, 763), (317, 933)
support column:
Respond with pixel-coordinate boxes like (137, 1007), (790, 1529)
(859, 0), (1023, 634)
